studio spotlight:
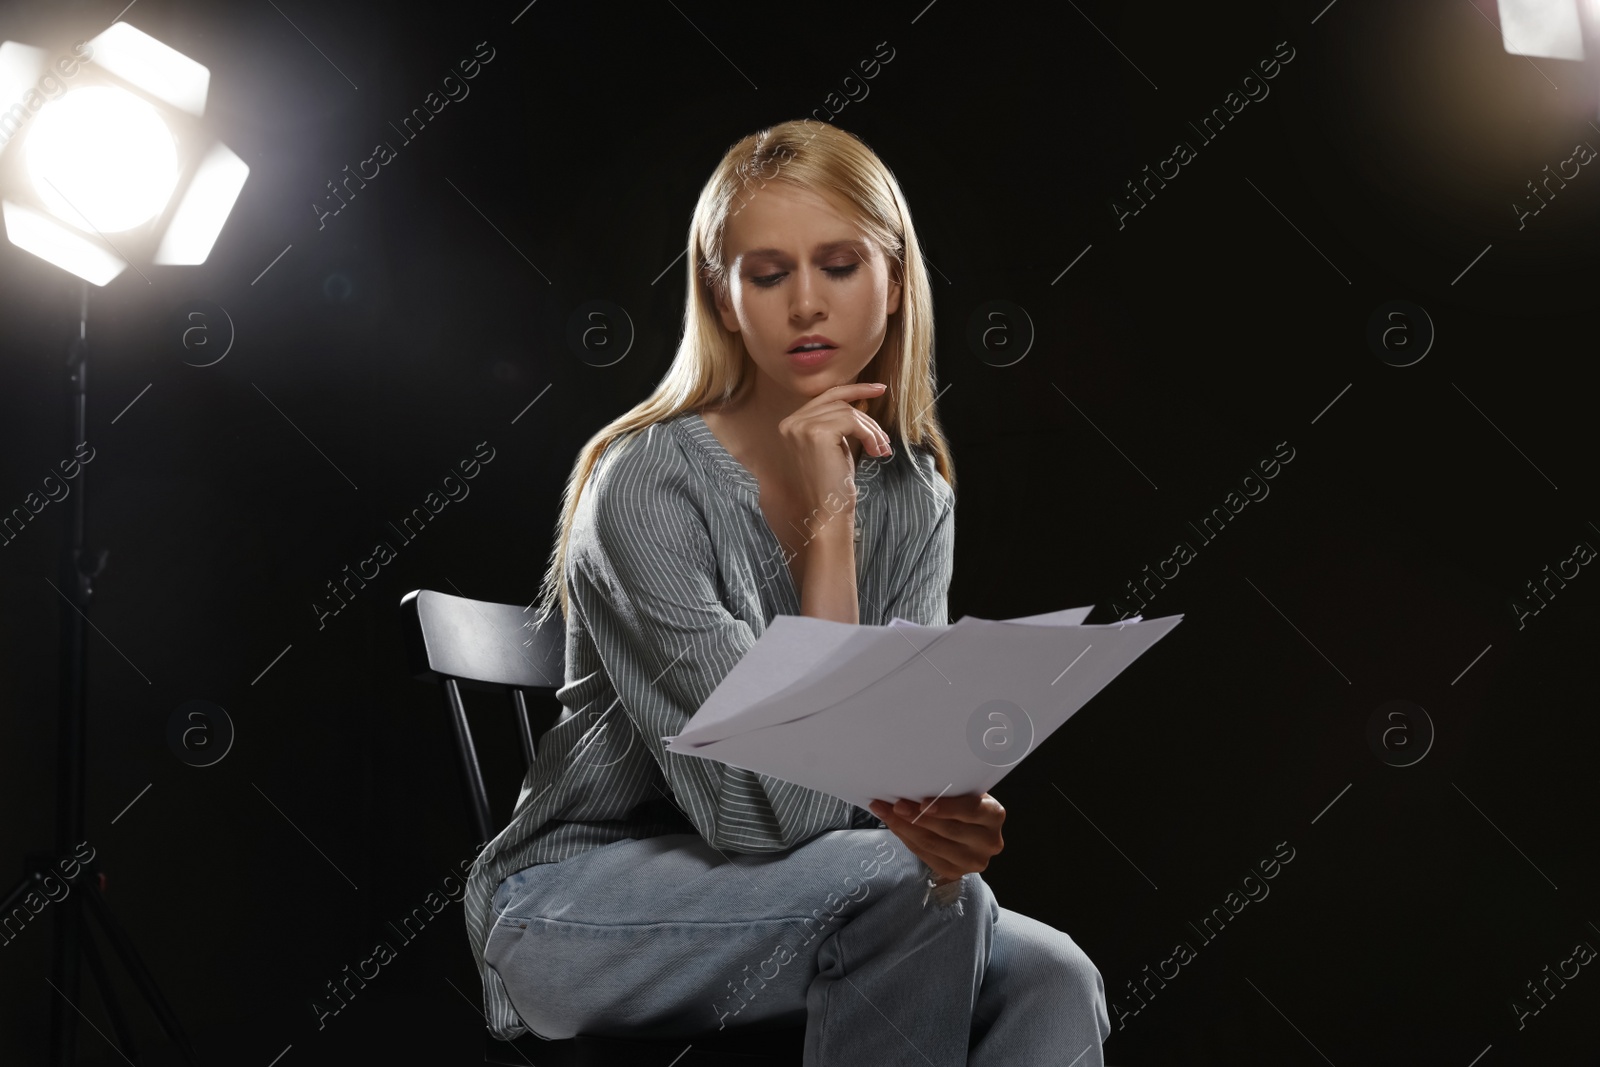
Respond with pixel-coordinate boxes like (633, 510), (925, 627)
(1496, 0), (1600, 107)
(0, 19), (249, 1067)
(0, 21), (249, 284)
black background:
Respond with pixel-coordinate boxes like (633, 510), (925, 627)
(1, 0), (1597, 1064)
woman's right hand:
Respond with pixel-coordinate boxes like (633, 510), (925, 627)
(776, 382), (893, 520)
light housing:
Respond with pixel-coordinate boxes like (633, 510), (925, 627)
(1496, 0), (1600, 60)
(0, 22), (248, 285)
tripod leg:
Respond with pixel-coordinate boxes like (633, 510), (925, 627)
(81, 879), (203, 1067)
(49, 887), (84, 1067)
(1, 860), (54, 914)
(81, 915), (147, 1066)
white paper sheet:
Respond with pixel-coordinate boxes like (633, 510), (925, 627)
(663, 606), (1182, 811)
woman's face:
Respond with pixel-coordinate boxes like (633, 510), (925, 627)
(713, 181), (901, 398)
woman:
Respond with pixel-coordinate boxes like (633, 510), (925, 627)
(464, 119), (1111, 1065)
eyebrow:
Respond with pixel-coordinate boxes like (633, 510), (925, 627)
(740, 239), (866, 259)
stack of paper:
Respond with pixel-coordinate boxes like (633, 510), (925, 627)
(663, 606), (1182, 811)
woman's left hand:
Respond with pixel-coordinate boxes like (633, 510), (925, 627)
(867, 792), (1005, 885)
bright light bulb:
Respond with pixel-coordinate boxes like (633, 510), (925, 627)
(26, 85), (180, 234)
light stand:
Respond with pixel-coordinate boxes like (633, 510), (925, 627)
(0, 279), (203, 1066)
(0, 20), (249, 1065)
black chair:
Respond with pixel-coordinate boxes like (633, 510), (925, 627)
(399, 588), (808, 1066)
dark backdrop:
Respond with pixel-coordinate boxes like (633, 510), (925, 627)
(2, 0), (1596, 1064)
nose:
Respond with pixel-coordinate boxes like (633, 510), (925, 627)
(789, 267), (827, 321)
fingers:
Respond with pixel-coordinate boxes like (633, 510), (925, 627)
(786, 404), (891, 458)
(911, 844), (966, 884)
(895, 822), (979, 881)
(870, 794), (1005, 877)
(873, 796), (979, 830)
(849, 409), (892, 457)
(900, 810), (989, 849)
(908, 793), (1006, 826)
(869, 800), (991, 856)
(869, 802), (968, 879)
(872, 798), (945, 834)
(824, 382), (889, 397)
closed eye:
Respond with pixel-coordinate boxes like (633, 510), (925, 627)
(751, 264), (860, 287)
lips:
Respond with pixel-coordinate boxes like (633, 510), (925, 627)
(787, 334), (838, 353)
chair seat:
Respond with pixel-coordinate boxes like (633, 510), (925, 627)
(484, 1020), (808, 1065)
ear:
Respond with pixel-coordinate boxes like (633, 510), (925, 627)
(709, 270), (740, 334)
(886, 262), (902, 317)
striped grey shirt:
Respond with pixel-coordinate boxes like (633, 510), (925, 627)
(463, 409), (956, 1041)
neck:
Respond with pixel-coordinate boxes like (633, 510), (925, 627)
(735, 363), (803, 434)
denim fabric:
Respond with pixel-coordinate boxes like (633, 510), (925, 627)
(484, 828), (1110, 1066)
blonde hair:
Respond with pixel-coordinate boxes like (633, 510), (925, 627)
(531, 118), (954, 626)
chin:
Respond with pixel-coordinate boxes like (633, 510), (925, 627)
(813, 373), (859, 394)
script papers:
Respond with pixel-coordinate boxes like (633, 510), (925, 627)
(663, 607), (1183, 810)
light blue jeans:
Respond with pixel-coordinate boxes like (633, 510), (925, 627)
(484, 828), (1111, 1066)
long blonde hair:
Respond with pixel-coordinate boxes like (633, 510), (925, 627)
(531, 118), (954, 626)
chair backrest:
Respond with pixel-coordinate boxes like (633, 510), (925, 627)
(406, 589), (810, 1063)
(399, 588), (565, 846)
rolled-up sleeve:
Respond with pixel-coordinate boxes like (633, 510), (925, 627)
(569, 452), (859, 853)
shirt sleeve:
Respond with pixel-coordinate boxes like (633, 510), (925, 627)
(569, 453), (860, 854)
(854, 467), (953, 831)
(880, 472), (955, 628)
